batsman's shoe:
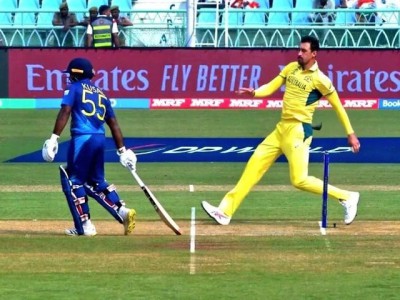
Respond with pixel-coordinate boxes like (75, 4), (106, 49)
(340, 192), (360, 225)
(124, 208), (136, 235)
(201, 201), (231, 225)
(65, 223), (97, 236)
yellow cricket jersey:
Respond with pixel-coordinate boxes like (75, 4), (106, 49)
(254, 61), (354, 135)
(279, 61), (333, 123)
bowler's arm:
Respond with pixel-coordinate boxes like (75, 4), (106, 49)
(325, 91), (361, 153)
(236, 75), (285, 97)
(254, 75), (285, 97)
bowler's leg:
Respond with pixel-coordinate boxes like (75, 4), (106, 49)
(284, 129), (359, 224)
(202, 137), (281, 225)
(218, 141), (282, 217)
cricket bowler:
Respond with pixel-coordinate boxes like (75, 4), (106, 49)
(202, 36), (360, 226)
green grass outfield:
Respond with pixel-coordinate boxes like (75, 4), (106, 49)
(0, 109), (399, 300)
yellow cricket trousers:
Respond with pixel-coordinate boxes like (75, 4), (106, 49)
(219, 120), (352, 217)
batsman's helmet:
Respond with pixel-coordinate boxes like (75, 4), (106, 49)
(63, 57), (95, 80)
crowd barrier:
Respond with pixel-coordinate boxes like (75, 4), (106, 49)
(0, 8), (398, 47)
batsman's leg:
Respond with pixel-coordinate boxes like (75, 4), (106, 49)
(59, 165), (95, 236)
(85, 182), (136, 234)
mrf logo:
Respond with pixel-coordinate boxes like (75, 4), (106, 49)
(152, 99), (186, 107)
(190, 99), (224, 107)
(343, 99), (377, 108)
(229, 99), (264, 108)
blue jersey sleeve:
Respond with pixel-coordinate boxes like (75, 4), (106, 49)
(105, 98), (115, 120)
(61, 84), (76, 107)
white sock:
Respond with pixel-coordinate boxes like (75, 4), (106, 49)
(83, 219), (93, 227)
(119, 206), (129, 220)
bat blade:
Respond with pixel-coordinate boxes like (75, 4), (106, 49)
(129, 168), (182, 235)
(140, 185), (182, 235)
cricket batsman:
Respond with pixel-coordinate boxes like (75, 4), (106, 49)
(202, 36), (360, 226)
(42, 57), (137, 236)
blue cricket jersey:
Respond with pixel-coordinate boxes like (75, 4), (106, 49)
(61, 79), (115, 136)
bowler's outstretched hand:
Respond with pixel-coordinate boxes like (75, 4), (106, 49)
(348, 133), (360, 153)
(236, 87), (255, 97)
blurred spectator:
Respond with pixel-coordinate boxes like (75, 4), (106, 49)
(376, 0), (400, 46)
(338, 0), (353, 7)
(79, 7), (99, 27)
(111, 5), (133, 26)
(312, 0), (335, 24)
(357, 0), (376, 8)
(230, 0), (260, 8)
(355, 0), (377, 23)
(110, 5), (132, 47)
(346, 0), (378, 46)
(377, 0), (400, 26)
(52, 2), (78, 47)
(334, 0), (342, 7)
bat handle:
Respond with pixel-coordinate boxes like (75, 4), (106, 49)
(127, 164), (145, 188)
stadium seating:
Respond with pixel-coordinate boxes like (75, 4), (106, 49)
(41, 0), (62, 10)
(13, 12), (36, 25)
(3, 0), (17, 10)
(111, 0), (133, 12)
(87, 0), (108, 9)
(221, 7), (243, 26)
(38, 0), (61, 26)
(66, 0), (86, 10)
(17, 0), (40, 9)
(243, 0), (269, 26)
(335, 7), (357, 26)
(36, 12), (53, 26)
(197, 7), (219, 26)
(292, 0), (313, 25)
(0, 12), (13, 26)
(14, 0), (40, 26)
(66, 0), (86, 23)
(197, 0), (221, 28)
(132, 0), (180, 24)
(0, 0), (16, 27)
(267, 0), (293, 25)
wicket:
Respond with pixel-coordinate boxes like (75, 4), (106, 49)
(320, 151), (329, 235)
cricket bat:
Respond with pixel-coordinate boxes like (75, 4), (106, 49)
(128, 166), (182, 235)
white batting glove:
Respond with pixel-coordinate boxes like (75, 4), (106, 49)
(42, 134), (59, 162)
(118, 147), (137, 170)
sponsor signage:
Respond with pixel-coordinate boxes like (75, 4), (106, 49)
(149, 98), (379, 110)
(378, 99), (400, 110)
(7, 49), (400, 101)
(7, 137), (400, 163)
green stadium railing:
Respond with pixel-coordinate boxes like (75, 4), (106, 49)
(0, 8), (398, 48)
